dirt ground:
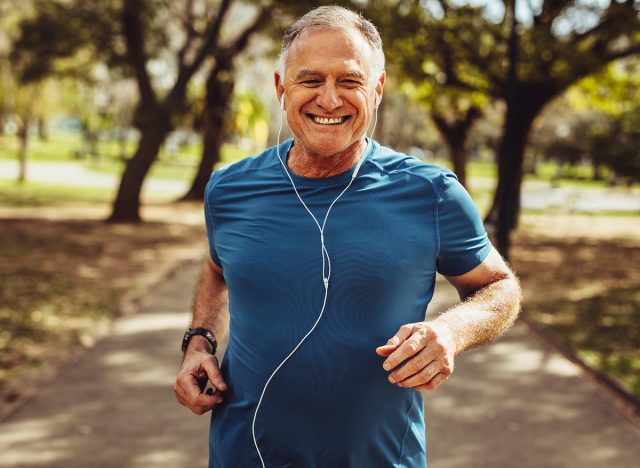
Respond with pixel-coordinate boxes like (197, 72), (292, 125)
(512, 213), (640, 396)
(0, 203), (207, 407)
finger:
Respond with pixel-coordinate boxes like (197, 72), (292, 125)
(415, 372), (449, 391)
(375, 345), (395, 356)
(394, 358), (440, 387)
(174, 379), (224, 415)
(203, 356), (228, 392)
(177, 372), (206, 403)
(383, 333), (425, 371)
(188, 397), (224, 415)
(380, 323), (415, 350)
(388, 348), (436, 384)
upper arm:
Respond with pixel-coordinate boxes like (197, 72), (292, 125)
(444, 247), (514, 299)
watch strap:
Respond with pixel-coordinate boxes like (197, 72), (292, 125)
(181, 327), (217, 354)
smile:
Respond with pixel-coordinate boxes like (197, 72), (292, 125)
(307, 114), (350, 125)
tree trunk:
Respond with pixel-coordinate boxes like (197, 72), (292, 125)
(490, 0), (520, 260)
(17, 118), (29, 184)
(431, 107), (481, 189)
(37, 117), (48, 141)
(107, 110), (171, 222)
(432, 128), (469, 187)
(179, 67), (235, 201)
(489, 100), (539, 258)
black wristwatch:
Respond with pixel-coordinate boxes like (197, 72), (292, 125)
(181, 327), (217, 354)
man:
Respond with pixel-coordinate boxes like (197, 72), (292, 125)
(174, 6), (521, 467)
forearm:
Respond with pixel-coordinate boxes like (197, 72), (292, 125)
(433, 275), (521, 355)
(188, 257), (229, 354)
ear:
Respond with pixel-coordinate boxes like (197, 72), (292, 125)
(374, 71), (385, 108)
(274, 72), (285, 109)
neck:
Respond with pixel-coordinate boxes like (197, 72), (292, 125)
(287, 139), (367, 178)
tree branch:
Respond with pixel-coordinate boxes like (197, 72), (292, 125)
(218, 6), (270, 63)
(166, 0), (233, 108)
(121, 0), (156, 107)
(176, 0), (197, 68)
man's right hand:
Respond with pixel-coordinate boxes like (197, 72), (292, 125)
(174, 338), (228, 415)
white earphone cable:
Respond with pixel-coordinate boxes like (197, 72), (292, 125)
(251, 95), (379, 468)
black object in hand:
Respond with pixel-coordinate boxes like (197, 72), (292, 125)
(197, 376), (216, 396)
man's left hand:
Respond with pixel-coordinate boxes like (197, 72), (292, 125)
(375, 321), (456, 391)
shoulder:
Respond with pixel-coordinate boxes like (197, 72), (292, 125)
(370, 142), (458, 197)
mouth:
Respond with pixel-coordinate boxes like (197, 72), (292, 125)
(306, 113), (351, 125)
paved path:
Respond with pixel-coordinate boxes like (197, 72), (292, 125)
(0, 261), (639, 467)
(0, 161), (189, 197)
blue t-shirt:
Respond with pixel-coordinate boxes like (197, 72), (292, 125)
(205, 138), (491, 467)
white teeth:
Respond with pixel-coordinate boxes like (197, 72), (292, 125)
(312, 116), (345, 125)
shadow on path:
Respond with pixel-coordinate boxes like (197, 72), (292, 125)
(0, 265), (638, 467)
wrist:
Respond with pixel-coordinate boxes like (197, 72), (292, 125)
(186, 335), (215, 354)
(430, 318), (459, 355)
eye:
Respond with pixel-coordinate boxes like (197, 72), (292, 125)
(301, 80), (322, 87)
(341, 79), (362, 88)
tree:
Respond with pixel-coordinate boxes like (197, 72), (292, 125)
(179, 6), (270, 201)
(108, 0), (244, 221)
(532, 60), (640, 183)
(384, 0), (640, 258)
(8, 0), (127, 180)
(372, 1), (493, 188)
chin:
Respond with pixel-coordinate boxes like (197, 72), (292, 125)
(302, 136), (359, 157)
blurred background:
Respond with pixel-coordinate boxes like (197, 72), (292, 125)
(0, 0), (638, 467)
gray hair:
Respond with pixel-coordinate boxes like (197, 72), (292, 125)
(277, 6), (385, 82)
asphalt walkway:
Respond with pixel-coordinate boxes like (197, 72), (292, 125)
(0, 260), (638, 467)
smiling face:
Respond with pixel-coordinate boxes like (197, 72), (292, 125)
(275, 27), (384, 163)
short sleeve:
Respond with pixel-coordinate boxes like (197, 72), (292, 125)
(204, 172), (223, 268)
(435, 171), (492, 276)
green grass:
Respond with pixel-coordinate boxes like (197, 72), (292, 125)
(80, 143), (253, 181)
(527, 288), (640, 396)
(428, 157), (497, 179)
(0, 180), (114, 207)
(0, 133), (83, 161)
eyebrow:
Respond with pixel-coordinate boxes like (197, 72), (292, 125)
(294, 69), (366, 81)
(294, 69), (321, 80)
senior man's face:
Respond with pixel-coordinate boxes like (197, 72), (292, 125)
(275, 27), (384, 159)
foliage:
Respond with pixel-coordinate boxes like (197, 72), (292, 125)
(9, 0), (126, 84)
(532, 61), (640, 180)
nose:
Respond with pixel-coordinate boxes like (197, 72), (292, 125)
(315, 85), (343, 111)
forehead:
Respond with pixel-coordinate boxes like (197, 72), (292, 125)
(285, 27), (374, 78)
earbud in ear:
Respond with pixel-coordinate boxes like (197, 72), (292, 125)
(280, 95), (285, 110)
(375, 95), (379, 109)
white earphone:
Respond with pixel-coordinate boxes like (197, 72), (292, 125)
(280, 95), (285, 110)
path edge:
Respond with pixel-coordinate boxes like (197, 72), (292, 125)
(521, 312), (640, 428)
(0, 244), (205, 423)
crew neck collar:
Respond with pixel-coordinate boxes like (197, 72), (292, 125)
(275, 138), (376, 187)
